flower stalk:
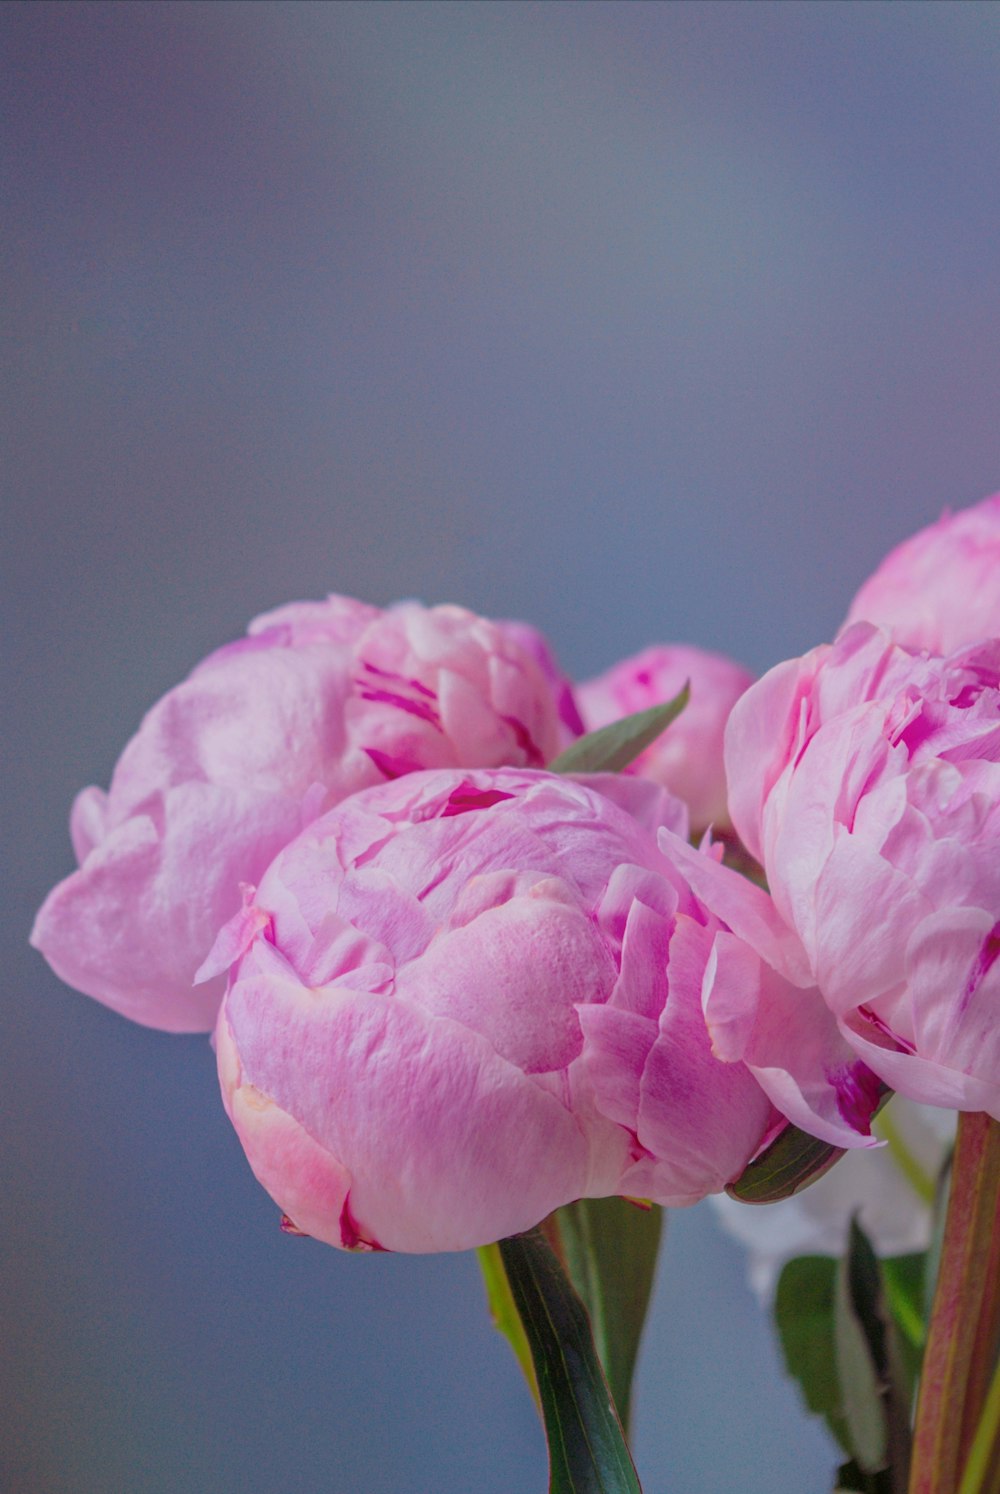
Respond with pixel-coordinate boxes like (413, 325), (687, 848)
(958, 1355), (1000, 1494)
(909, 1112), (1000, 1494)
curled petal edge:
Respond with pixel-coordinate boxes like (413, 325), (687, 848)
(705, 930), (881, 1150)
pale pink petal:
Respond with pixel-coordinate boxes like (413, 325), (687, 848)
(226, 961), (590, 1253)
(841, 1011), (1000, 1121)
(69, 786), (109, 862)
(725, 652), (824, 861)
(705, 931), (881, 1148)
(633, 916), (779, 1198)
(658, 827), (813, 986)
(843, 493), (1000, 654)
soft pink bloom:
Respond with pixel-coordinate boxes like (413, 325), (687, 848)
(720, 622), (1000, 1121)
(576, 645), (753, 830)
(844, 492), (1000, 654)
(209, 768), (781, 1253)
(31, 599), (562, 1033)
(657, 829), (882, 1150)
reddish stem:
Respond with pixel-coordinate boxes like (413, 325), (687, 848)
(960, 1197), (1000, 1469)
(909, 1113), (1000, 1494)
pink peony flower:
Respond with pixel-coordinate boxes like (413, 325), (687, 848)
(207, 768), (781, 1253)
(719, 622), (1000, 1121)
(575, 645), (753, 831)
(498, 618), (585, 746)
(31, 599), (562, 1033)
(843, 492), (1000, 654)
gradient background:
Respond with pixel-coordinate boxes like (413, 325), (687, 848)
(5, 4), (1000, 1491)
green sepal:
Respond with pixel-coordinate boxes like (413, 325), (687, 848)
(730, 1089), (893, 1204)
(553, 1197), (664, 1432)
(547, 689), (689, 776)
(498, 1230), (643, 1494)
(727, 1123), (846, 1204)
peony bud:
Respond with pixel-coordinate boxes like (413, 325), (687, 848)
(576, 645), (752, 832)
(843, 492), (1000, 654)
(208, 768), (780, 1253)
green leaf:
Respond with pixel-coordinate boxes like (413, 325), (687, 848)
(554, 1198), (664, 1432)
(834, 1217), (914, 1488)
(547, 689), (689, 776)
(881, 1252), (927, 1391)
(835, 1221), (890, 1474)
(774, 1255), (852, 1456)
(498, 1230), (643, 1494)
(727, 1123), (846, 1203)
(477, 1242), (539, 1407)
(776, 1229), (913, 1487)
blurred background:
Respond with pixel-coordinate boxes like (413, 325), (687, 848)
(5, 3), (1000, 1490)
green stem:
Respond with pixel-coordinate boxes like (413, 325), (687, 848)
(908, 1113), (1000, 1494)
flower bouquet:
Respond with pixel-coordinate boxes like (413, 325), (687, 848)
(32, 496), (1000, 1493)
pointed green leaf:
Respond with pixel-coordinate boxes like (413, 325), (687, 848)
(835, 1222), (890, 1474)
(547, 689), (689, 776)
(881, 1252), (927, 1393)
(477, 1242), (539, 1407)
(554, 1198), (664, 1432)
(834, 1217), (914, 1485)
(776, 1229), (913, 1485)
(727, 1122), (846, 1203)
(498, 1230), (643, 1494)
(774, 1255), (851, 1456)
(881, 1254), (927, 1351)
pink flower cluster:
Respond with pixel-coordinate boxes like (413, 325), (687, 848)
(31, 492), (1000, 1251)
(32, 598), (563, 1031)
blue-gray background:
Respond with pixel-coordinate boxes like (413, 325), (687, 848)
(5, 3), (999, 1491)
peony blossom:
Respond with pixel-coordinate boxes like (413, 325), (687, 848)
(843, 492), (1000, 654)
(576, 645), (752, 831)
(719, 622), (1000, 1121)
(711, 1098), (954, 1300)
(498, 618), (585, 747)
(31, 599), (563, 1033)
(207, 768), (782, 1253)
